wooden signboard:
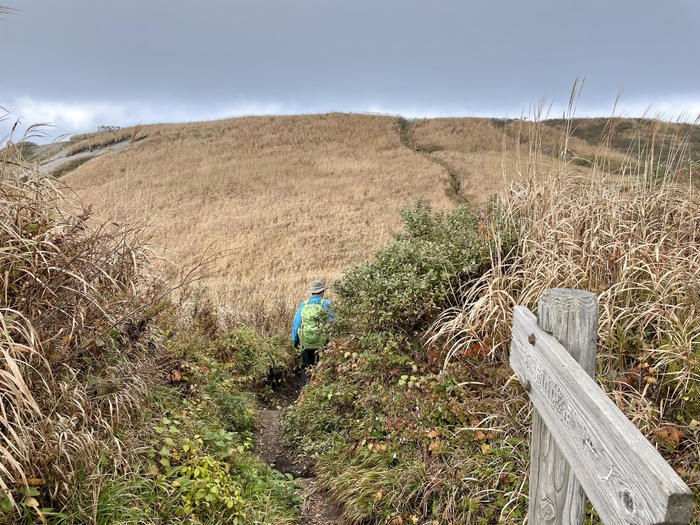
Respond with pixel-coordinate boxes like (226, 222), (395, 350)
(510, 295), (694, 525)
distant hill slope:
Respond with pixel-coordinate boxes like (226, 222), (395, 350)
(61, 113), (697, 330)
(409, 116), (699, 202)
(64, 113), (452, 330)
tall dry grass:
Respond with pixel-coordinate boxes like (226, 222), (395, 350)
(406, 117), (519, 205)
(431, 110), (700, 509)
(65, 113), (454, 334)
(0, 149), (179, 518)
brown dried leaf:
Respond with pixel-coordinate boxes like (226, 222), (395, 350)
(653, 426), (684, 443)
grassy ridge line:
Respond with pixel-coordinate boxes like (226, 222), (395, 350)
(63, 112), (695, 338)
(65, 127), (144, 157)
(0, 140), (69, 164)
(541, 117), (700, 164)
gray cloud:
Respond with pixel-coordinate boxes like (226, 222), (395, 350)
(2, 0), (699, 140)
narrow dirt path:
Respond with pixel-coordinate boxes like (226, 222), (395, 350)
(39, 138), (133, 174)
(253, 379), (342, 524)
(397, 116), (467, 202)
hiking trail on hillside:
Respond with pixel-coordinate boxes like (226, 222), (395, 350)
(253, 378), (342, 524)
(40, 139), (133, 173)
(397, 117), (466, 202)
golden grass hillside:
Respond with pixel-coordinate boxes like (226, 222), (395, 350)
(409, 117), (632, 204)
(409, 116), (699, 205)
(63, 112), (697, 333)
(65, 113), (452, 332)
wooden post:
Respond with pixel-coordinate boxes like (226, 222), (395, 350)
(510, 296), (693, 524)
(529, 288), (598, 525)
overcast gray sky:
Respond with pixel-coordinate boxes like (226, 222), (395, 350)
(2, 0), (699, 141)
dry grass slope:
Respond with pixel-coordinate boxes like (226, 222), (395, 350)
(408, 116), (642, 205)
(66, 113), (452, 332)
(60, 112), (698, 333)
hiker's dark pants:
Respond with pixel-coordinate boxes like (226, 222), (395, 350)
(300, 347), (319, 388)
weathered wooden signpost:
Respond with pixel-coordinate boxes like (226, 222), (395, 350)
(509, 288), (694, 525)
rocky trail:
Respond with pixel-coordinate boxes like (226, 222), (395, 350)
(253, 378), (342, 524)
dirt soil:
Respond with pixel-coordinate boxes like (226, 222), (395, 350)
(255, 407), (311, 478)
(298, 477), (343, 525)
(253, 377), (342, 524)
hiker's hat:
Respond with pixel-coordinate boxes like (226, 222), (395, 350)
(309, 280), (328, 294)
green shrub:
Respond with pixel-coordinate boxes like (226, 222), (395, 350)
(286, 201), (527, 523)
(213, 328), (295, 383)
(81, 371), (300, 525)
(285, 337), (529, 523)
(333, 200), (512, 340)
(216, 390), (257, 434)
(175, 455), (246, 519)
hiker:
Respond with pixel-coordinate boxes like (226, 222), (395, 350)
(292, 280), (334, 388)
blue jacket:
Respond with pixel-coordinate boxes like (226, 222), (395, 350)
(292, 296), (334, 346)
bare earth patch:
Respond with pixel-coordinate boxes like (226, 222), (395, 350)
(299, 477), (342, 525)
(253, 381), (342, 524)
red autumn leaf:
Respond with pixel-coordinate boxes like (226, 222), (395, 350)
(653, 426), (684, 443)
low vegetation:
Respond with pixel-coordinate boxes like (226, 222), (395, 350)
(50, 155), (94, 178)
(541, 117), (700, 165)
(78, 313), (303, 525)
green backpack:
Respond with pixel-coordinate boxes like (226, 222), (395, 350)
(299, 299), (329, 349)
